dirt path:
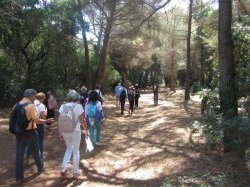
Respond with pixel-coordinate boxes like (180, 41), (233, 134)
(0, 88), (249, 187)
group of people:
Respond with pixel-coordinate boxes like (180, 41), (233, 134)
(114, 83), (140, 115)
(12, 86), (105, 183)
(12, 83), (141, 183)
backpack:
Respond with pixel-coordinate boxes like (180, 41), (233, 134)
(120, 89), (126, 100)
(135, 88), (140, 97)
(128, 90), (135, 101)
(86, 102), (104, 125)
(58, 104), (77, 133)
(9, 102), (31, 135)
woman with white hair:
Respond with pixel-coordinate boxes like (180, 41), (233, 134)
(59, 89), (88, 178)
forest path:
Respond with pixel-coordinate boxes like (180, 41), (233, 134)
(0, 88), (249, 186)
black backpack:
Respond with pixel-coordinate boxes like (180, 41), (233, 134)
(9, 102), (31, 135)
(128, 90), (135, 101)
(120, 89), (126, 100)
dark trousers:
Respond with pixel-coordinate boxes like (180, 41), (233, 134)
(135, 96), (139, 107)
(129, 100), (134, 113)
(37, 124), (44, 156)
(15, 131), (43, 181)
(26, 124), (44, 157)
(120, 99), (125, 115)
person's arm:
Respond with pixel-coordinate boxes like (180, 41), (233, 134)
(28, 104), (54, 125)
(79, 114), (88, 137)
(40, 111), (47, 119)
(36, 118), (54, 124)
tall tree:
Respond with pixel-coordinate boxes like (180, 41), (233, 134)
(75, 0), (91, 89)
(218, 0), (238, 119)
(185, 0), (193, 100)
(219, 0), (238, 152)
(92, 0), (172, 86)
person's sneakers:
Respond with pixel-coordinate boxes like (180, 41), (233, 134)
(73, 170), (82, 179)
(95, 142), (101, 146)
(38, 166), (46, 174)
(61, 168), (67, 178)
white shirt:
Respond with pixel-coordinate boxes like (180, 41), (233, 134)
(59, 102), (84, 132)
(34, 99), (46, 117)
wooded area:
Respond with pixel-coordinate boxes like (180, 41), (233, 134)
(0, 0), (249, 168)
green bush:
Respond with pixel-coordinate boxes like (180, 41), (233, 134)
(193, 89), (250, 153)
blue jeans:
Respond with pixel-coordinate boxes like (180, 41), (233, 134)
(26, 124), (44, 158)
(15, 130), (43, 181)
(88, 122), (102, 144)
(37, 124), (44, 156)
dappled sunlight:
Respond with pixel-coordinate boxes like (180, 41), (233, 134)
(2, 89), (248, 186)
(78, 91), (206, 182)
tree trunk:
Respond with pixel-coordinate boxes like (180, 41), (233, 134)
(218, 0), (238, 152)
(95, 1), (116, 86)
(185, 0), (193, 100)
(77, 0), (91, 89)
(169, 51), (176, 92)
(218, 0), (238, 119)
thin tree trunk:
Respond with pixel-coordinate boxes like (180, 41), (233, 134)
(77, 0), (91, 89)
(185, 0), (193, 100)
(169, 51), (176, 92)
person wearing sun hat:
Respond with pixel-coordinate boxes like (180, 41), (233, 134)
(14, 89), (54, 184)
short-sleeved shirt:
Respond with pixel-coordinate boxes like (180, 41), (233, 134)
(34, 99), (47, 118)
(59, 102), (84, 132)
(19, 98), (39, 130)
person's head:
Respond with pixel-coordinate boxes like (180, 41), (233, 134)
(81, 86), (87, 92)
(67, 89), (80, 102)
(23, 89), (37, 102)
(36, 92), (46, 103)
(95, 84), (100, 90)
(129, 86), (135, 90)
(135, 84), (138, 88)
(75, 87), (81, 93)
(88, 90), (99, 103)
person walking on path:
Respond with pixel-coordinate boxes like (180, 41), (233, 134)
(79, 86), (88, 109)
(119, 84), (128, 115)
(134, 84), (140, 108)
(85, 90), (105, 146)
(128, 86), (135, 115)
(26, 92), (47, 160)
(44, 91), (57, 131)
(114, 82), (122, 108)
(95, 84), (104, 105)
(13, 89), (54, 184)
(59, 89), (88, 179)
(34, 92), (47, 159)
